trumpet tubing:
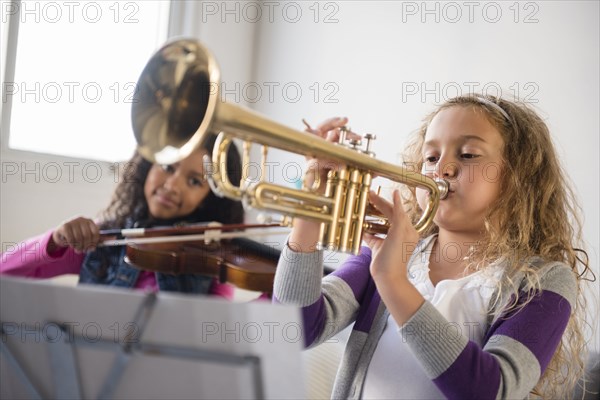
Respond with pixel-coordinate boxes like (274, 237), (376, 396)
(132, 39), (448, 255)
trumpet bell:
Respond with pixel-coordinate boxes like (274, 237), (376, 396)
(132, 40), (220, 164)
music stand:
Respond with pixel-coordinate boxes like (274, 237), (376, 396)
(0, 276), (306, 399)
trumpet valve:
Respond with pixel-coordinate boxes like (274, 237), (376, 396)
(363, 133), (377, 156)
(349, 139), (362, 150)
(338, 126), (349, 144)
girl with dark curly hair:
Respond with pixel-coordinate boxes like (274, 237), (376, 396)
(1, 135), (244, 297)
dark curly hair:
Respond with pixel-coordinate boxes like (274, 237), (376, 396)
(99, 134), (244, 229)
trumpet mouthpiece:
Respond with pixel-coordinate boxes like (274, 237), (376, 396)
(435, 178), (450, 200)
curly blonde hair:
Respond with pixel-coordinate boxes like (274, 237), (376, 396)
(401, 94), (594, 399)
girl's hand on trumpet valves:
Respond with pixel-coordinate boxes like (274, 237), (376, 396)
(301, 117), (362, 195)
(288, 117), (360, 253)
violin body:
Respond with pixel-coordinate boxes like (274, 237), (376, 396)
(125, 238), (280, 293)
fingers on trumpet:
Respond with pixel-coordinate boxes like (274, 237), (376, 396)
(303, 116), (361, 142)
(303, 116), (350, 138)
(301, 117), (359, 193)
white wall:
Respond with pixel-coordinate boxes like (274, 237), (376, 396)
(0, 153), (118, 247)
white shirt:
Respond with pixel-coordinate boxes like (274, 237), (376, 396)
(362, 236), (503, 399)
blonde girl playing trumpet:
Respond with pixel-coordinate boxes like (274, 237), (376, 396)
(273, 95), (592, 399)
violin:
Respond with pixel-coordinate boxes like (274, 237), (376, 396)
(124, 237), (281, 293)
(100, 221), (334, 293)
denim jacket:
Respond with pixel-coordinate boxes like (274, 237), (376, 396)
(79, 245), (213, 294)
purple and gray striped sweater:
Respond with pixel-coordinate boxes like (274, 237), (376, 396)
(273, 236), (575, 399)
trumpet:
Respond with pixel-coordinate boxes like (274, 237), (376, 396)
(132, 39), (448, 255)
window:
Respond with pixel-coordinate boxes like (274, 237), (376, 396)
(2, 0), (171, 162)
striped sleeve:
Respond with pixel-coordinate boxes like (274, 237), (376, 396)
(399, 263), (576, 400)
(273, 243), (373, 347)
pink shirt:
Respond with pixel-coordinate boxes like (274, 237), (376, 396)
(0, 230), (234, 298)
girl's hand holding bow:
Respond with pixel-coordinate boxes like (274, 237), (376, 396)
(49, 216), (100, 254)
